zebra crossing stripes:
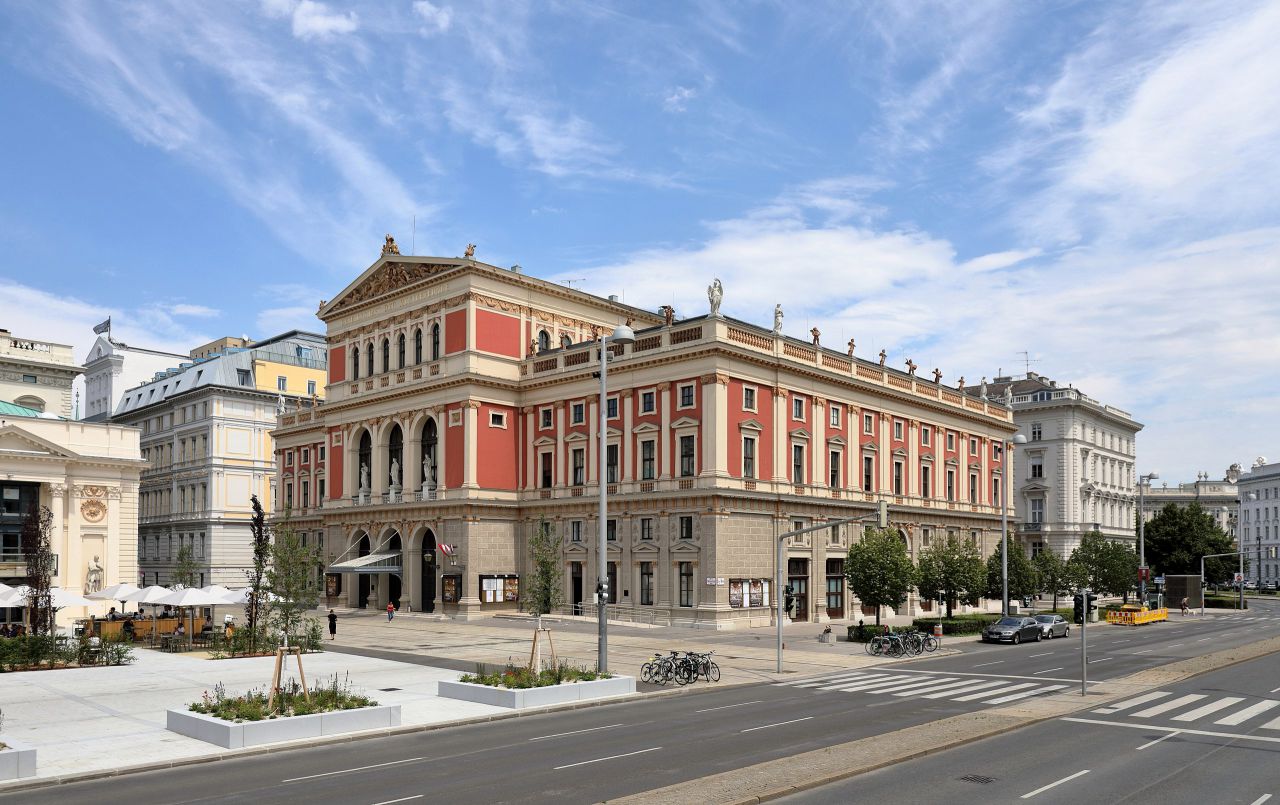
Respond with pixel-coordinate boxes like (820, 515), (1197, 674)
(919, 679), (1006, 699)
(1171, 697), (1244, 722)
(778, 671), (1067, 707)
(1133, 694), (1207, 718)
(1093, 692), (1280, 729)
(1216, 700), (1279, 726)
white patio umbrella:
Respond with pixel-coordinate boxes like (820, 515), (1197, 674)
(121, 585), (173, 640)
(87, 582), (141, 625)
(157, 587), (231, 646)
(219, 588), (282, 606)
(49, 588), (94, 608)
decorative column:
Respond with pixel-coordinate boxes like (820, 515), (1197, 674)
(812, 399), (826, 488)
(621, 391), (634, 483)
(879, 413), (892, 491)
(772, 387), (789, 485)
(555, 401), (567, 487)
(699, 373), (728, 479)
(907, 420), (919, 497)
(523, 407), (536, 490)
(403, 418), (422, 493)
(659, 385), (673, 479)
(587, 398), (599, 485)
(463, 401), (480, 489)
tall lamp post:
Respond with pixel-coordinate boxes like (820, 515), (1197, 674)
(1001, 433), (1027, 615)
(597, 322), (634, 674)
(1137, 471), (1159, 605)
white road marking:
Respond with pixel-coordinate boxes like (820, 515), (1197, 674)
(919, 679), (1006, 699)
(1022, 769), (1090, 799)
(1092, 691), (1171, 714)
(1133, 694), (1208, 718)
(1087, 657), (1112, 664)
(1217, 701), (1280, 726)
(1033, 667), (1064, 675)
(1172, 697), (1245, 722)
(1196, 637), (1214, 642)
(1270, 686), (1280, 694)
(283, 757), (427, 783)
(972, 660), (1005, 668)
(1028, 652), (1053, 658)
(1134, 649), (1154, 654)
(695, 700), (764, 713)
(1167, 643), (1184, 648)
(953, 682), (1038, 702)
(529, 723), (625, 740)
(1065, 716), (1280, 745)
(893, 678), (995, 697)
(839, 677), (960, 695)
(740, 717), (813, 733)
(874, 668), (1095, 684)
(865, 677), (963, 695)
(828, 676), (925, 693)
(554, 746), (662, 770)
(983, 684), (1066, 704)
(795, 672), (872, 688)
(814, 674), (894, 691)
(372, 797), (423, 805)
(1249, 795), (1272, 805)
(1136, 731), (1181, 750)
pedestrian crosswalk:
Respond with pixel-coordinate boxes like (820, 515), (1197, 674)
(776, 670), (1066, 707)
(1092, 690), (1280, 729)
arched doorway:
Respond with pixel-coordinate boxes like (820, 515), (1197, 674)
(388, 424), (403, 489)
(387, 531), (402, 608)
(421, 528), (437, 613)
(356, 532), (371, 607)
(421, 419), (438, 492)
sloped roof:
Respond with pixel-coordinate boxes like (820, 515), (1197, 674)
(0, 400), (60, 419)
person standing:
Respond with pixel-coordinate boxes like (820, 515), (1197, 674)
(328, 609), (338, 640)
(386, 601), (395, 622)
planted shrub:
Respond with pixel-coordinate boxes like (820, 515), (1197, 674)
(459, 661), (610, 689)
(188, 673), (376, 721)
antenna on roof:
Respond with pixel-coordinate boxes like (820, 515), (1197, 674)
(563, 278), (587, 289)
(1017, 351), (1041, 377)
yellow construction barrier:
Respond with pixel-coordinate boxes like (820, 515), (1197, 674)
(1106, 607), (1168, 625)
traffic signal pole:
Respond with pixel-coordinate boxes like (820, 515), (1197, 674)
(1080, 587), (1088, 696)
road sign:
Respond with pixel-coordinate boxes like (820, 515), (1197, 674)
(1154, 576), (1165, 585)
(1234, 572), (1245, 583)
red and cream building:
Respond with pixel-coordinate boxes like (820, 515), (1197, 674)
(272, 248), (1018, 627)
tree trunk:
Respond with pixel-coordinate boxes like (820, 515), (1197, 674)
(874, 607), (881, 627)
(1052, 591), (1059, 611)
(945, 595), (954, 618)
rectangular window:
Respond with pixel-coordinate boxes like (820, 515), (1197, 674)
(946, 469), (956, 501)
(641, 440), (656, 480)
(198, 532), (205, 559)
(829, 405), (840, 428)
(606, 398), (618, 419)
(743, 437), (756, 479)
(792, 444), (805, 484)
(921, 426), (931, 446)
(277, 376), (287, 391)
(1030, 498), (1044, 523)
(894, 420), (904, 440)
(21, 374), (36, 384)
(743, 386), (756, 411)
(318, 445), (325, 461)
(921, 465), (931, 498)
(969, 472), (979, 501)
(571, 402), (585, 424)
(893, 460), (904, 495)
(302, 448), (310, 463)
(1031, 460), (1044, 478)
(679, 384), (695, 408)
(301, 481), (310, 508)
(679, 562), (693, 607)
(993, 477), (1001, 506)
(863, 455), (874, 491)
(572, 448), (585, 486)
(680, 435), (696, 477)
(640, 562), (654, 605)
(680, 516), (693, 539)
(640, 518), (653, 540)
(489, 412), (506, 428)
(641, 391), (655, 413)
(792, 397), (804, 420)
(606, 444), (619, 483)
(540, 453), (553, 488)
(1031, 423), (1043, 441)
(946, 432), (955, 451)
(607, 520), (617, 541)
(306, 380), (316, 396)
(540, 408), (552, 429)
(285, 451), (294, 466)
(970, 437), (978, 455)
(318, 479), (326, 501)
(571, 521), (582, 542)
(236, 369), (251, 386)
(829, 450), (840, 487)
(285, 484), (293, 508)
(863, 413), (874, 434)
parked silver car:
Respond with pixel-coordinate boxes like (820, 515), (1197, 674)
(1034, 614), (1069, 639)
(981, 616), (1042, 644)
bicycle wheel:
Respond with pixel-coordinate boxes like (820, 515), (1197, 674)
(708, 661), (720, 682)
(640, 662), (654, 683)
(674, 662), (693, 685)
(924, 636), (939, 652)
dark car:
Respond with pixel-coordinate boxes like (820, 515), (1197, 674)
(1033, 614), (1069, 639)
(982, 616), (1042, 644)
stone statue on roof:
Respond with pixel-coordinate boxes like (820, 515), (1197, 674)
(660, 305), (675, 327)
(932, 368), (942, 384)
(708, 278), (723, 317)
(980, 376), (988, 399)
(847, 338), (855, 358)
(1003, 385), (1013, 405)
(905, 359), (917, 376)
(810, 327), (821, 346)
(773, 304), (783, 335)
(878, 349), (887, 366)
(382, 234), (400, 255)
(464, 243), (476, 258)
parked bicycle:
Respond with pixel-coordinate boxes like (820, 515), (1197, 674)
(639, 650), (720, 685)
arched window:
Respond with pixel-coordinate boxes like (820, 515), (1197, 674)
(421, 418), (438, 488)
(431, 323), (441, 361)
(537, 330), (551, 353)
(414, 328), (423, 363)
(365, 343), (374, 376)
(358, 431), (372, 489)
(351, 347), (359, 380)
(388, 425), (403, 487)
(397, 334), (406, 369)
(381, 338), (390, 373)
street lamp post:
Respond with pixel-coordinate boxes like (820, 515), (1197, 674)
(1001, 433), (1027, 616)
(1138, 471), (1159, 606)
(596, 323), (634, 674)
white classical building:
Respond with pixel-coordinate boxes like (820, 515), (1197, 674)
(81, 332), (187, 423)
(1138, 465), (1241, 536)
(0, 400), (144, 626)
(0, 328), (81, 418)
(966, 372), (1144, 558)
(1237, 457), (1280, 586)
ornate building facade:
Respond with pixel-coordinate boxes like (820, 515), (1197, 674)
(0, 328), (80, 418)
(1238, 458), (1280, 586)
(1138, 465), (1240, 535)
(273, 249), (1018, 628)
(82, 330), (187, 423)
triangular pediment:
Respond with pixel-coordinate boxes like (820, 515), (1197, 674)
(671, 416), (700, 429)
(920, 453), (934, 462)
(671, 540), (701, 554)
(790, 428), (811, 440)
(1023, 480), (1051, 493)
(969, 461), (983, 470)
(0, 426), (79, 460)
(632, 541), (660, 554)
(828, 436), (846, 446)
(632, 422), (661, 434)
(533, 436), (556, 447)
(892, 447), (908, 457)
(319, 257), (462, 318)
(862, 441), (879, 452)
(606, 426), (623, 437)
(739, 419), (764, 432)
(565, 543), (589, 555)
(564, 432), (589, 443)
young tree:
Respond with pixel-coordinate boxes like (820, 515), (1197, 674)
(523, 518), (564, 620)
(1033, 548), (1071, 611)
(1142, 502), (1238, 583)
(917, 534), (986, 617)
(267, 521), (321, 642)
(20, 505), (55, 635)
(845, 527), (917, 627)
(1068, 531), (1138, 598)
(984, 541), (1039, 605)
(172, 543), (199, 589)
(244, 495), (272, 654)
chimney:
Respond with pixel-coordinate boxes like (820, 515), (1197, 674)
(608, 294), (619, 302)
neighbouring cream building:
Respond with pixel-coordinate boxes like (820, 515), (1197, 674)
(965, 372), (1144, 559)
(0, 400), (144, 626)
(1237, 458), (1280, 586)
(0, 328), (81, 418)
(272, 241), (1019, 628)
(111, 332), (327, 588)
(1138, 465), (1240, 536)
(82, 331), (188, 423)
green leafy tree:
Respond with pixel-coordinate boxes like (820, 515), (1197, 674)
(1141, 502), (1239, 584)
(267, 521), (321, 644)
(845, 527), (917, 627)
(985, 541), (1039, 606)
(1033, 548), (1071, 611)
(20, 506), (55, 635)
(523, 518), (564, 620)
(917, 534), (986, 617)
(244, 495), (272, 654)
(1068, 531), (1138, 597)
(172, 543), (199, 589)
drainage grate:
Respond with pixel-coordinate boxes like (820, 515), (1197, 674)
(959, 775), (996, 785)
(378, 687), (402, 692)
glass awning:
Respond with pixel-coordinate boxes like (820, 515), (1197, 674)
(328, 552), (402, 574)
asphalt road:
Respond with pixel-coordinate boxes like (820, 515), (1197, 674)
(785, 623), (1280, 804)
(8, 602), (1277, 805)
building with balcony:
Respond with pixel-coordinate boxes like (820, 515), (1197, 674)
(1138, 465), (1240, 536)
(1237, 458), (1280, 586)
(0, 327), (81, 418)
(112, 331), (326, 587)
(964, 372), (1144, 559)
(82, 330), (188, 423)
(0, 399), (144, 626)
(272, 247), (1019, 628)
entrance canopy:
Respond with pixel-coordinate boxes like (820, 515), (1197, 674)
(329, 552), (402, 575)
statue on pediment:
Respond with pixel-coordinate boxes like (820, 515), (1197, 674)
(905, 359), (917, 376)
(707, 278), (723, 317)
(773, 304), (783, 335)
(464, 243), (476, 259)
(932, 368), (942, 384)
(878, 349), (887, 366)
(382, 234), (400, 255)
(847, 338), (855, 358)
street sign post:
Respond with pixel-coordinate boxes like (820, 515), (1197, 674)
(1080, 587), (1089, 696)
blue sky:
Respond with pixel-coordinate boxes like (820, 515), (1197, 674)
(1, 0), (1278, 483)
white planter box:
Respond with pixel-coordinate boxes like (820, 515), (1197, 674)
(437, 675), (636, 708)
(167, 705), (401, 749)
(0, 740), (36, 780)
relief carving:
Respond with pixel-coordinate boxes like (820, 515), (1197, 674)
(81, 499), (107, 523)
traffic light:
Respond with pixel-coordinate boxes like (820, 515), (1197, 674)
(1073, 593), (1084, 624)
(878, 500), (889, 528)
(1086, 593), (1098, 615)
(784, 585), (796, 617)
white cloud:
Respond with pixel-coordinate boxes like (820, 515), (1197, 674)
(960, 248), (1042, 273)
(413, 1), (452, 34)
(290, 1), (358, 41)
(170, 303), (219, 317)
(663, 86), (697, 113)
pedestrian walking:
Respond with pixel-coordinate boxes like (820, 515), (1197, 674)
(386, 602), (395, 622)
(1181, 597), (1189, 616)
(327, 609), (337, 640)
